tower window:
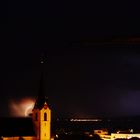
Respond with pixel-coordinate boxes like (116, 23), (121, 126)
(35, 112), (38, 121)
(44, 112), (47, 121)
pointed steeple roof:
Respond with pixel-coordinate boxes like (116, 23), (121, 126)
(33, 56), (49, 110)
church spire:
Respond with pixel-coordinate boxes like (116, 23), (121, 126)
(33, 55), (49, 110)
(38, 58), (45, 97)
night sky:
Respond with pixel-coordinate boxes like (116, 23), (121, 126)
(3, 1), (140, 118)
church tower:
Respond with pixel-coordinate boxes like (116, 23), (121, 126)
(32, 60), (51, 140)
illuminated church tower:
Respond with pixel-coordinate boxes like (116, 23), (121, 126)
(32, 60), (51, 140)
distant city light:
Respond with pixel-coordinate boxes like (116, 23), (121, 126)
(70, 118), (102, 122)
(41, 61), (44, 64)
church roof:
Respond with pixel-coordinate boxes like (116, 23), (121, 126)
(34, 95), (49, 110)
(0, 117), (36, 137)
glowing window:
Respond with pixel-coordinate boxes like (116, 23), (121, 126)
(44, 113), (47, 121)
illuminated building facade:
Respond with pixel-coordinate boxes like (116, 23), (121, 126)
(32, 95), (51, 140)
(94, 129), (140, 140)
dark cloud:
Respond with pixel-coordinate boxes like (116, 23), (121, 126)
(1, 43), (140, 118)
(120, 90), (140, 116)
(4, 2), (140, 118)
